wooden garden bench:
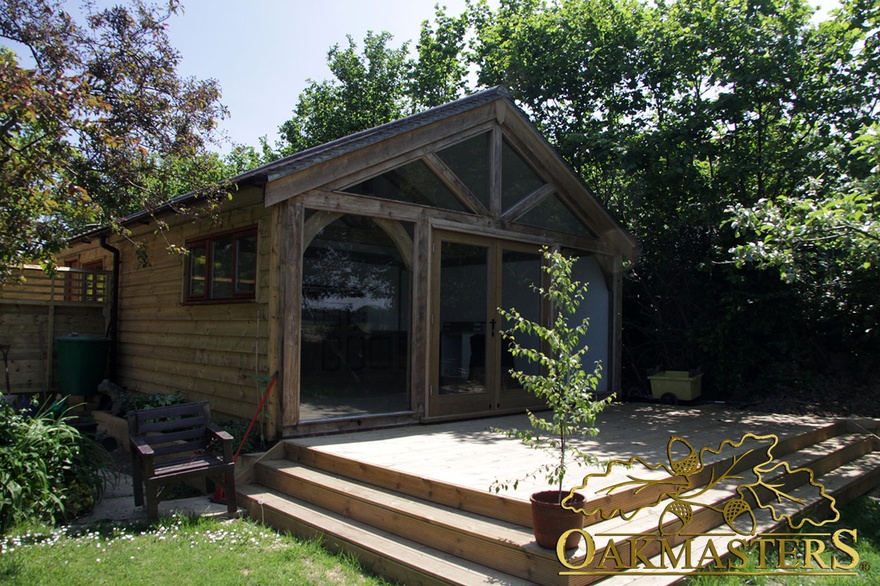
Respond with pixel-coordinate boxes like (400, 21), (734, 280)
(128, 401), (237, 521)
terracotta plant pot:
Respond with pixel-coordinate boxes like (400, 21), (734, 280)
(530, 490), (586, 549)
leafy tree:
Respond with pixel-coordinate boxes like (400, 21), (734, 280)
(278, 31), (413, 153)
(469, 0), (879, 393)
(729, 131), (879, 283)
(753, 0), (880, 253)
(728, 124), (880, 357)
(0, 0), (227, 281)
(224, 138), (282, 173)
(493, 248), (612, 497)
(409, 6), (469, 108)
(278, 8), (469, 154)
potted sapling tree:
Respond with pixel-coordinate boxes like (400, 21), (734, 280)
(492, 247), (613, 549)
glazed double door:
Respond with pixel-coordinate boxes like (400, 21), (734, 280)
(429, 232), (546, 418)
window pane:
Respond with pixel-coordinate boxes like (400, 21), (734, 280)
(501, 250), (542, 391)
(502, 139), (545, 211)
(211, 236), (233, 299)
(439, 242), (488, 396)
(569, 255), (609, 395)
(189, 245), (207, 297)
(437, 133), (490, 210)
(236, 234), (257, 295)
(518, 193), (596, 236)
(343, 160), (468, 212)
(83, 260), (104, 302)
(301, 216), (412, 420)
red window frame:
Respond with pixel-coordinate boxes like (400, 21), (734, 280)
(184, 226), (257, 303)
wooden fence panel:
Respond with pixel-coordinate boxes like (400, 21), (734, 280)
(0, 267), (111, 395)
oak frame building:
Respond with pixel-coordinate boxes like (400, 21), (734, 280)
(61, 87), (637, 438)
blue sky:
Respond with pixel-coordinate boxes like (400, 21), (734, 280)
(165, 0), (843, 154)
(164, 0), (472, 152)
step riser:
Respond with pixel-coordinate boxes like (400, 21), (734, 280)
(254, 463), (562, 583)
(239, 492), (462, 586)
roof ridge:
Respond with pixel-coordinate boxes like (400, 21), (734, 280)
(236, 85), (509, 183)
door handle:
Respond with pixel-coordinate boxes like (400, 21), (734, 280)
(490, 318), (496, 337)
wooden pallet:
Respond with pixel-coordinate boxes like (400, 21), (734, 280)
(237, 418), (880, 586)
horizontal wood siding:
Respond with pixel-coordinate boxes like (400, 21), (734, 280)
(108, 187), (273, 422)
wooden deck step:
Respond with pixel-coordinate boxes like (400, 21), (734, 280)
(253, 458), (565, 584)
(238, 420), (880, 586)
(281, 422), (857, 532)
(237, 483), (537, 586)
(559, 433), (880, 551)
(576, 424), (859, 529)
(283, 442), (532, 526)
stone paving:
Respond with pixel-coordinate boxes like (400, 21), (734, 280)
(74, 472), (237, 525)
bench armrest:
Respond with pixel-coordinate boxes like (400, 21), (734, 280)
(206, 423), (235, 462)
(130, 435), (154, 456)
(130, 435), (156, 476)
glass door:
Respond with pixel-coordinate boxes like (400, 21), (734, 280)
(429, 232), (546, 418)
(435, 239), (492, 415)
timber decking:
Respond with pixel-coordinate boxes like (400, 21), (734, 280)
(237, 404), (880, 586)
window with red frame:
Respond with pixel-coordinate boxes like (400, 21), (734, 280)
(185, 227), (257, 302)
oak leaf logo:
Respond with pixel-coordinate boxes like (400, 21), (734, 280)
(561, 433), (839, 536)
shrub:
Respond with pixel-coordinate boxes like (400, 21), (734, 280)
(0, 396), (113, 533)
(115, 390), (185, 415)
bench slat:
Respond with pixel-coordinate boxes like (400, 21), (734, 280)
(140, 427), (208, 448)
(151, 456), (230, 478)
(137, 414), (208, 434)
(150, 439), (213, 458)
(130, 401), (209, 421)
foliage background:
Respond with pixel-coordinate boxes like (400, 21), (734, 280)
(0, 400), (111, 532)
(265, 0), (879, 402)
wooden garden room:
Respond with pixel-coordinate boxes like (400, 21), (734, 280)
(51, 86), (637, 439)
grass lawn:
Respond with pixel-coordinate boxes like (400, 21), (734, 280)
(2, 496), (878, 586)
(0, 515), (394, 586)
(684, 495), (880, 585)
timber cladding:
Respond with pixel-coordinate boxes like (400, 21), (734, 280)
(106, 187), (272, 422)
